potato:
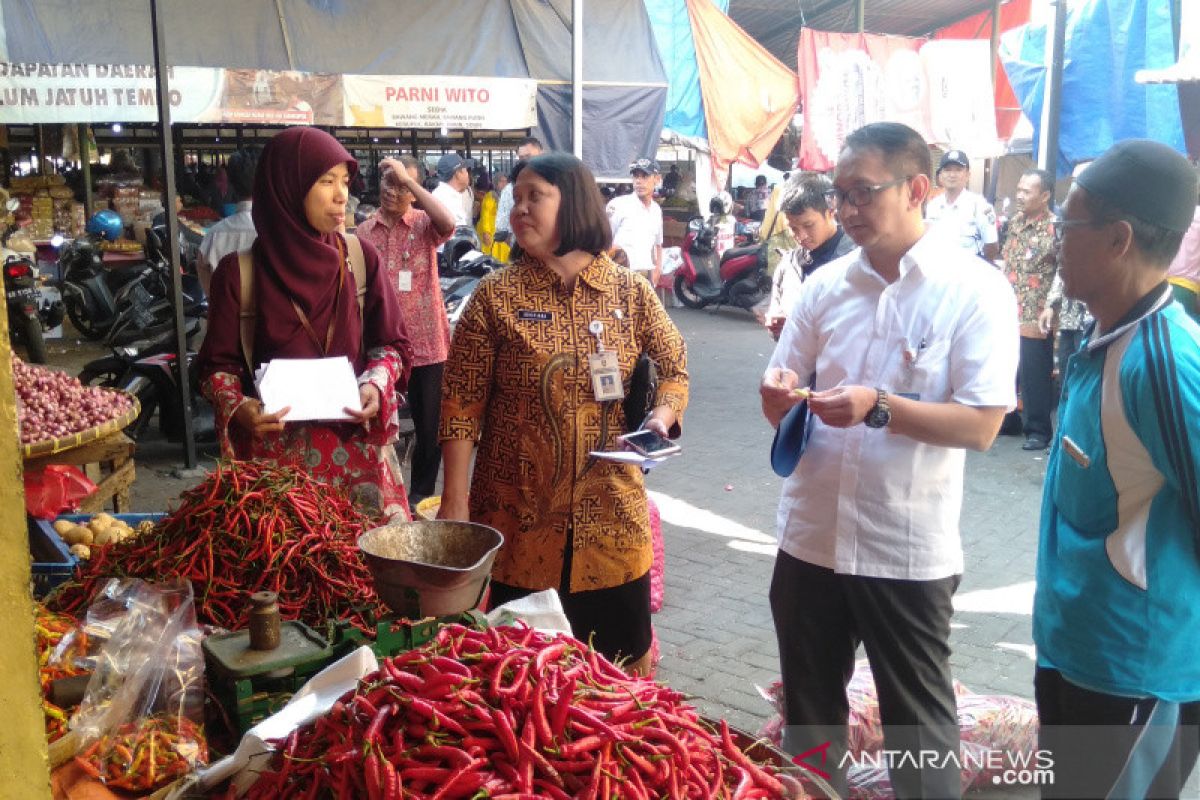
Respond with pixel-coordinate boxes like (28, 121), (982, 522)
(88, 517), (112, 536)
(69, 544), (91, 560)
(92, 527), (112, 546)
(52, 520), (74, 536)
(63, 526), (93, 546)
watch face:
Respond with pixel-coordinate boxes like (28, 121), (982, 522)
(866, 406), (890, 428)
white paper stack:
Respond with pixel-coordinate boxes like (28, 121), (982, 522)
(255, 357), (362, 421)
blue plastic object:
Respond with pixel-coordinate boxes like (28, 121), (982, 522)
(86, 209), (124, 242)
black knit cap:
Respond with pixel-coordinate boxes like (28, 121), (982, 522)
(1075, 139), (1197, 233)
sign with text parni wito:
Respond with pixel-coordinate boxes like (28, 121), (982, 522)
(0, 65), (536, 131)
(342, 75), (537, 130)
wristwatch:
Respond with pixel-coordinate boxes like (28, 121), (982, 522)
(864, 388), (892, 429)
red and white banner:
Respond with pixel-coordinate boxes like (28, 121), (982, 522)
(342, 75), (537, 131)
(797, 31), (1000, 171)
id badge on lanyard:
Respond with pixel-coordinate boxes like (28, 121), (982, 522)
(587, 320), (624, 401)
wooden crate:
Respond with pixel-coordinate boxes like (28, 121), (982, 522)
(24, 431), (136, 513)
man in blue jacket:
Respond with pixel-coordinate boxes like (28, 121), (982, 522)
(1034, 139), (1200, 798)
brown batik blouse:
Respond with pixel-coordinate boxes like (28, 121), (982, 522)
(440, 254), (689, 592)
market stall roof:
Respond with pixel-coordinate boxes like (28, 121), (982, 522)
(0, 0), (667, 179)
(727, 0), (1002, 69)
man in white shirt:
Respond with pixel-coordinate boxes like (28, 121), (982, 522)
(761, 123), (1018, 798)
(924, 149), (1000, 262)
(493, 137), (543, 261)
(431, 152), (475, 228)
(195, 147), (259, 295)
(606, 157), (664, 287)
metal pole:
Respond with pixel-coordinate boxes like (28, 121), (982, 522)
(1037, 0), (1067, 179)
(856, 0), (865, 32)
(149, 0), (197, 468)
(79, 125), (93, 220)
(990, 0), (1002, 86)
(572, 0), (584, 158)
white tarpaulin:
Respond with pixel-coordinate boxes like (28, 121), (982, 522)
(0, 63), (223, 124)
(342, 75), (537, 130)
(920, 39), (1003, 157)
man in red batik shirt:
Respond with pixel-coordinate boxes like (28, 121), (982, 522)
(357, 156), (456, 505)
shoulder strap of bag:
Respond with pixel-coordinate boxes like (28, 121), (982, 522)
(236, 235), (366, 377)
(344, 233), (366, 316)
(237, 248), (255, 377)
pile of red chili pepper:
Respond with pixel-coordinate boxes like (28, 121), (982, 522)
(48, 460), (384, 632)
(35, 603), (88, 742)
(75, 714), (207, 792)
(242, 624), (802, 800)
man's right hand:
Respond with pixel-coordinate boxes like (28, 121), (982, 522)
(1038, 307), (1056, 336)
(232, 399), (289, 439)
(760, 368), (804, 427)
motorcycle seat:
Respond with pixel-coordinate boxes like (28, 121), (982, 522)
(722, 244), (760, 262)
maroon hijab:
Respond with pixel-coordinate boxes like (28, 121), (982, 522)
(251, 126), (363, 363)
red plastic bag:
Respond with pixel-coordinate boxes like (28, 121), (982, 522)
(649, 496), (665, 612)
(25, 465), (97, 519)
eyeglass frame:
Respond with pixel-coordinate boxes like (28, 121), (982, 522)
(1053, 217), (1112, 243)
(822, 176), (913, 209)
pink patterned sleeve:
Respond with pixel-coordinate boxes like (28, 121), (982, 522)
(201, 371), (255, 459)
(358, 346), (404, 445)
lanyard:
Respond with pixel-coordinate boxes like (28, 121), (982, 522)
(290, 235), (346, 357)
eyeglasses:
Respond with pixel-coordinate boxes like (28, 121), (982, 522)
(823, 176), (912, 209)
(1053, 217), (1110, 243)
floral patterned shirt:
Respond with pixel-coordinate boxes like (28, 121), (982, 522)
(440, 255), (688, 592)
(1003, 210), (1058, 338)
(356, 209), (452, 367)
(1045, 272), (1090, 332)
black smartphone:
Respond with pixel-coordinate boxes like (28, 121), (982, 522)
(619, 429), (682, 458)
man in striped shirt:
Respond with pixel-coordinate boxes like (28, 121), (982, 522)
(1033, 139), (1200, 798)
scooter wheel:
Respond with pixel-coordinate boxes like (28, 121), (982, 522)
(79, 356), (128, 387)
(673, 273), (709, 309)
(65, 296), (108, 340)
(21, 314), (47, 363)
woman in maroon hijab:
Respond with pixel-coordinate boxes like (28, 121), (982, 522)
(198, 126), (414, 519)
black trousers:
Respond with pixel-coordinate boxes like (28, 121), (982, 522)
(1035, 667), (1200, 799)
(1057, 329), (1083, 378)
(406, 362), (444, 500)
(1019, 335), (1055, 440)
(770, 550), (962, 799)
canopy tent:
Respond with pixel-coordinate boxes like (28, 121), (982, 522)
(0, 0), (668, 180)
(999, 0), (1186, 175)
(644, 0), (729, 139)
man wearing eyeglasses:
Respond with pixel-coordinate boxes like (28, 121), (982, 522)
(1033, 140), (1200, 799)
(761, 122), (1018, 798)
(925, 150), (1000, 262)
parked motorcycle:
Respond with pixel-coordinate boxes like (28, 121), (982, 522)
(672, 211), (770, 311)
(1, 199), (50, 362)
(441, 248), (501, 327)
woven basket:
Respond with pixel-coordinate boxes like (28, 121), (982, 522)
(21, 392), (141, 459)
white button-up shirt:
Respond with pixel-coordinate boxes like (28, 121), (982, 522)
(606, 193), (663, 273)
(925, 189), (998, 256)
(767, 232), (1018, 580)
(198, 200), (256, 278)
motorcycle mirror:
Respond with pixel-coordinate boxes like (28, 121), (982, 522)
(49, 233), (66, 248)
(5, 198), (19, 213)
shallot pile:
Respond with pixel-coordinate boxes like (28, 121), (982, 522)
(12, 356), (134, 444)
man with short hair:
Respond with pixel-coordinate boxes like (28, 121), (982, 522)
(1003, 168), (1059, 451)
(925, 149), (1000, 261)
(1033, 139), (1200, 799)
(357, 156), (456, 507)
(761, 122), (1018, 798)
(607, 157), (664, 287)
(431, 153), (475, 229)
(493, 136), (543, 260)
(763, 172), (855, 340)
(195, 148), (260, 294)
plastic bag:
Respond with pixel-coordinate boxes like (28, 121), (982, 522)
(24, 465), (97, 519)
(71, 579), (207, 792)
(649, 496), (665, 613)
